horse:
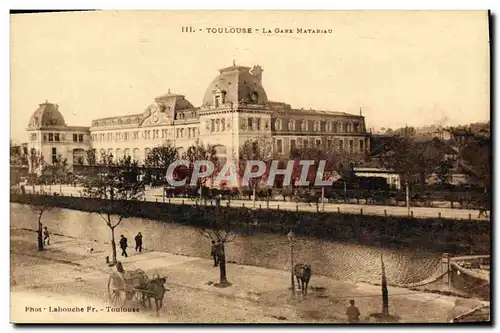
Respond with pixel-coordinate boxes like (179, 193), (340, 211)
(142, 274), (168, 317)
(294, 263), (312, 296)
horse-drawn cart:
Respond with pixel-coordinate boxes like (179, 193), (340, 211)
(107, 266), (167, 316)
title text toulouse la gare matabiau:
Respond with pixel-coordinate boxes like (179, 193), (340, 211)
(182, 27), (333, 34)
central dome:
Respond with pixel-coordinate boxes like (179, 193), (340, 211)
(202, 64), (268, 107)
(27, 101), (67, 129)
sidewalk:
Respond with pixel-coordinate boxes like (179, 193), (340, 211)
(27, 184), (489, 221)
(11, 228), (488, 323)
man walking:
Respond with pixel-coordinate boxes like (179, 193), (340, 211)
(210, 240), (218, 267)
(119, 235), (128, 258)
(135, 232), (143, 252)
(346, 299), (361, 323)
(43, 226), (50, 246)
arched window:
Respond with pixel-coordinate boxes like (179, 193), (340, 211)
(326, 121), (332, 132)
(275, 119), (282, 131)
(124, 148), (130, 158)
(107, 149), (114, 160)
(338, 122), (343, 133)
(301, 120), (308, 131)
(288, 119), (296, 131)
(133, 148), (140, 162)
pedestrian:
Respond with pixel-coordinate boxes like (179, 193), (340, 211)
(210, 240), (218, 267)
(119, 235), (128, 257)
(135, 232), (143, 252)
(43, 226), (50, 246)
(346, 299), (361, 323)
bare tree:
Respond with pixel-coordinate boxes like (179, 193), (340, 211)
(52, 153), (69, 194)
(377, 135), (445, 214)
(184, 139), (220, 193)
(144, 142), (179, 187)
(197, 206), (236, 287)
(238, 137), (275, 205)
(144, 142), (179, 169)
(85, 149), (97, 166)
(32, 203), (53, 251)
(83, 153), (145, 264)
(27, 149), (46, 193)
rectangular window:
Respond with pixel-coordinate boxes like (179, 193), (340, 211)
(52, 147), (57, 164)
(277, 139), (283, 154)
(290, 139), (296, 151)
(256, 118), (261, 131)
(48, 133), (54, 142)
(316, 139), (321, 146)
(54, 133), (60, 141)
(360, 139), (364, 151)
(339, 140), (344, 151)
(73, 134), (77, 142)
(211, 119), (215, 132)
(303, 140), (308, 149)
(78, 134), (83, 142)
(247, 118), (253, 131)
(327, 140), (333, 149)
(349, 140), (354, 153)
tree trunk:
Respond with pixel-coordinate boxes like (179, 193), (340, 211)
(59, 183), (62, 195)
(253, 187), (256, 208)
(110, 225), (117, 264)
(37, 211), (44, 251)
(381, 254), (389, 316)
(218, 244), (228, 285)
(405, 176), (410, 216)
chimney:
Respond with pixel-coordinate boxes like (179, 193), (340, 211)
(251, 65), (263, 83)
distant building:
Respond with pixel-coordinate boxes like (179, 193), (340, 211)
(26, 63), (371, 171)
(353, 167), (401, 189)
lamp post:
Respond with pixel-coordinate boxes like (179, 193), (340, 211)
(287, 230), (295, 294)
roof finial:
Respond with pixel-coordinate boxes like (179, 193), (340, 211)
(168, 88), (171, 94)
(359, 106), (363, 116)
(233, 59), (236, 66)
(45, 98), (48, 104)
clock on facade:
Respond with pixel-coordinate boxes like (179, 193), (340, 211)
(250, 92), (259, 103)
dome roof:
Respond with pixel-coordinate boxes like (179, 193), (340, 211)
(202, 64), (268, 107)
(27, 101), (67, 129)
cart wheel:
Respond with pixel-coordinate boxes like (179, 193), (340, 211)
(108, 273), (127, 307)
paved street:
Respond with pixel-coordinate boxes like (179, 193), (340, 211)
(11, 228), (488, 323)
(27, 184), (489, 221)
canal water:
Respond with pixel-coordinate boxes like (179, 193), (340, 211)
(10, 203), (443, 285)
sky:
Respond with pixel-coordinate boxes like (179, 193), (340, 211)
(10, 11), (490, 143)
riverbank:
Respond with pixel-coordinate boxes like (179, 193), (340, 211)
(10, 193), (491, 254)
(10, 228), (489, 323)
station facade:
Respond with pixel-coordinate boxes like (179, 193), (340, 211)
(26, 63), (371, 171)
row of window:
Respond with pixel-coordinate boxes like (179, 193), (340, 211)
(274, 137), (367, 154)
(275, 119), (363, 133)
(244, 117), (270, 131)
(92, 127), (198, 142)
(30, 132), (85, 143)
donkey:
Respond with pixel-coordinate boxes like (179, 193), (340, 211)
(143, 274), (168, 317)
(294, 263), (312, 296)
